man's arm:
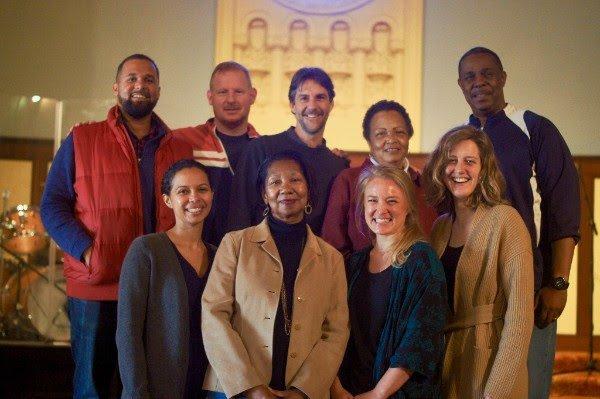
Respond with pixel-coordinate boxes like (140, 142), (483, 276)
(530, 115), (580, 326)
(40, 133), (92, 262)
(321, 172), (353, 256)
(536, 237), (576, 326)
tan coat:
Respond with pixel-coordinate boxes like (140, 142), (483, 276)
(430, 205), (534, 399)
(201, 219), (349, 398)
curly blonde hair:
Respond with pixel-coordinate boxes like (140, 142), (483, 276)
(423, 125), (508, 214)
(355, 165), (424, 266)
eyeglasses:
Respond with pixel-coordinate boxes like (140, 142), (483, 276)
(372, 128), (409, 139)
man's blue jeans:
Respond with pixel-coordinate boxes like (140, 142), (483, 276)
(527, 321), (557, 399)
(68, 297), (119, 399)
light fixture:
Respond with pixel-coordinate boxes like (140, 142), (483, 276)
(31, 95), (41, 103)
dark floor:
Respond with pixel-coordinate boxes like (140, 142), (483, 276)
(0, 341), (73, 398)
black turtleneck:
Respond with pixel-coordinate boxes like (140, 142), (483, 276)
(267, 213), (307, 390)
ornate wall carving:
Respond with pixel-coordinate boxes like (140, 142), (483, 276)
(215, 0), (423, 151)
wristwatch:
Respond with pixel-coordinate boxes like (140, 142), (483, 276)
(548, 276), (570, 290)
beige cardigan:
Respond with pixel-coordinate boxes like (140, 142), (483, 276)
(201, 219), (349, 398)
(430, 205), (534, 399)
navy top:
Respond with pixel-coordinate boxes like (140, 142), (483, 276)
(40, 117), (165, 261)
(440, 245), (462, 312)
(170, 241), (215, 399)
(267, 214), (307, 390)
(228, 127), (349, 236)
(468, 106), (580, 289)
(340, 242), (448, 398)
(342, 261), (393, 394)
(203, 131), (253, 247)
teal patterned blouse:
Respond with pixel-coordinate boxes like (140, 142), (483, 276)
(343, 241), (448, 398)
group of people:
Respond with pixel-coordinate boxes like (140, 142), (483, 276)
(40, 46), (579, 399)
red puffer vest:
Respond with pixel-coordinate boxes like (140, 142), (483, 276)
(64, 106), (192, 300)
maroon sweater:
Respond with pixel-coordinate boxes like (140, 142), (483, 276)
(321, 158), (437, 257)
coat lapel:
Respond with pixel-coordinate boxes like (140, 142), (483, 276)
(250, 219), (282, 270)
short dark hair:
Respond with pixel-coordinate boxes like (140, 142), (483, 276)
(458, 47), (503, 75)
(116, 54), (159, 81)
(161, 159), (211, 195)
(210, 61), (252, 89)
(256, 150), (316, 208)
(362, 100), (414, 140)
(288, 67), (335, 103)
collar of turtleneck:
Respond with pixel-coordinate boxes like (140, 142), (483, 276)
(267, 213), (307, 241)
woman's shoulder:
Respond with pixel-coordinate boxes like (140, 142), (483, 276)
(482, 204), (526, 228)
(404, 241), (444, 276)
(346, 245), (371, 266)
(408, 241), (439, 261)
(129, 232), (170, 252)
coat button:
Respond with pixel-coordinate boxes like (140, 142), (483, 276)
(294, 324), (301, 331)
(297, 296), (304, 302)
(290, 352), (297, 359)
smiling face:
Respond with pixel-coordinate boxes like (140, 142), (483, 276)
(363, 177), (409, 236)
(113, 59), (160, 119)
(290, 79), (334, 137)
(207, 69), (256, 133)
(163, 167), (213, 228)
(367, 110), (410, 167)
(458, 53), (507, 119)
(262, 159), (309, 224)
(443, 139), (482, 205)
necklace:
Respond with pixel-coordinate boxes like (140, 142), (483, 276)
(279, 235), (306, 336)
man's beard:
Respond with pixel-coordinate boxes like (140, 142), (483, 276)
(119, 95), (157, 119)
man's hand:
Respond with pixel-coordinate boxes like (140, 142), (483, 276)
(535, 287), (568, 328)
(331, 148), (349, 160)
(245, 385), (277, 399)
(83, 247), (92, 267)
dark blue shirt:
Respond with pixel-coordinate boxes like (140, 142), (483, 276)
(227, 127), (349, 236)
(468, 106), (580, 289)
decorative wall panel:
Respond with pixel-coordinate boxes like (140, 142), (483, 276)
(215, 0), (423, 151)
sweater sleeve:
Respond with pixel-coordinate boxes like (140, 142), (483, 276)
(116, 237), (151, 398)
(321, 171), (352, 256)
(484, 209), (534, 397)
(40, 133), (93, 261)
(201, 232), (263, 397)
(289, 249), (350, 398)
(227, 138), (267, 232)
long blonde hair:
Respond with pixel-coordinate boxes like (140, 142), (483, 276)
(423, 125), (508, 214)
(355, 165), (424, 266)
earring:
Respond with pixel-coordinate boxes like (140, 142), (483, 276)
(304, 203), (313, 215)
(263, 207), (270, 217)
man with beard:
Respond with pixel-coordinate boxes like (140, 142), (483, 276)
(228, 67), (349, 235)
(41, 54), (191, 398)
(174, 61), (259, 246)
(457, 47), (580, 399)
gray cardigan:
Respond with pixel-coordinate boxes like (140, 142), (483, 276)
(116, 232), (214, 398)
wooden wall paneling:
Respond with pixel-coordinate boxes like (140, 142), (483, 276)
(0, 137), (54, 206)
